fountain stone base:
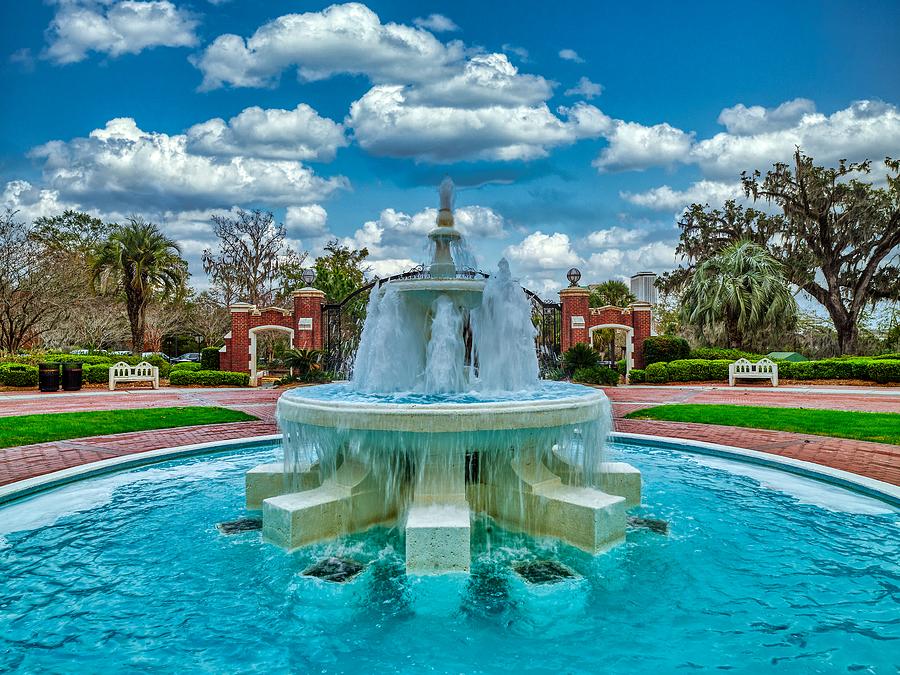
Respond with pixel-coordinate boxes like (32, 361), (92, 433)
(249, 387), (640, 573)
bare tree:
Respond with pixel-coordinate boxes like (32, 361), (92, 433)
(0, 210), (77, 354)
(185, 291), (230, 346)
(202, 209), (306, 307)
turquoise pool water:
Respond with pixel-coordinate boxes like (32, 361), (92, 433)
(1, 441), (897, 673)
(283, 380), (597, 405)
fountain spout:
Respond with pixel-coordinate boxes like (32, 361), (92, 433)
(429, 177), (461, 278)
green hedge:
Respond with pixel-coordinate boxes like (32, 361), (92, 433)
(572, 366), (620, 386)
(628, 369), (645, 384)
(642, 336), (690, 365)
(201, 347), (221, 370)
(688, 347), (765, 361)
(168, 370), (249, 387)
(874, 353), (900, 360)
(665, 359), (710, 382)
(170, 362), (202, 371)
(868, 360), (900, 384)
(645, 362), (669, 383)
(0, 363), (38, 387)
(84, 364), (111, 384)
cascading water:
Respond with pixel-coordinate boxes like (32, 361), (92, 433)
(265, 177), (634, 574)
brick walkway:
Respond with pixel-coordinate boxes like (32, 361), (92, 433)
(0, 385), (898, 488)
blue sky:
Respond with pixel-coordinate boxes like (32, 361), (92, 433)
(2, 0), (899, 298)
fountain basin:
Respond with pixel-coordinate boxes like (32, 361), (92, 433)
(387, 277), (486, 309)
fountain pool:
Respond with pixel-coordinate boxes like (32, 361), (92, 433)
(1, 439), (896, 673)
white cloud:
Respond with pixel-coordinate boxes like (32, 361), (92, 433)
(584, 241), (676, 280)
(45, 0), (198, 64)
(558, 48), (584, 63)
(585, 226), (642, 248)
(349, 87), (610, 162)
(621, 180), (745, 211)
(504, 231), (580, 271)
(285, 204), (328, 237)
(193, 2), (465, 90)
(502, 44), (529, 62)
(413, 13), (459, 32)
(565, 76), (602, 100)
(717, 98), (816, 135)
(29, 117), (348, 211)
(2, 180), (84, 224)
(593, 120), (694, 172)
(691, 99), (900, 178)
(186, 103), (347, 162)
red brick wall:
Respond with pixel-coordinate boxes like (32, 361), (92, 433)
(560, 288), (590, 352)
(561, 291), (654, 369)
(292, 290), (326, 350)
(630, 305), (652, 369)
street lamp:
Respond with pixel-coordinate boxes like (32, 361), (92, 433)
(566, 268), (582, 287)
(301, 268), (317, 287)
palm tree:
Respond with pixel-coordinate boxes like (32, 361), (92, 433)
(91, 218), (187, 354)
(678, 240), (797, 349)
(589, 280), (637, 308)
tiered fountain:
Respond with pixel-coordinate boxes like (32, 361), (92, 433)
(246, 179), (641, 573)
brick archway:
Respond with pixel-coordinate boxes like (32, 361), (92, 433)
(589, 323), (634, 373)
(221, 289), (326, 382)
(560, 287), (652, 369)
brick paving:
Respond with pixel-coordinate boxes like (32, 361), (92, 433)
(0, 384), (898, 488)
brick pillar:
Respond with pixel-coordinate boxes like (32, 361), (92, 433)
(630, 302), (652, 369)
(227, 303), (254, 374)
(292, 289), (327, 350)
(559, 287), (590, 353)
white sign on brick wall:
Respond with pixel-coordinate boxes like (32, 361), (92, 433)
(571, 316), (585, 329)
(298, 318), (313, 331)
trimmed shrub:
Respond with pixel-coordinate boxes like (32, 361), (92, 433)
(642, 336), (690, 365)
(201, 347), (221, 370)
(616, 359), (626, 375)
(706, 360), (732, 381)
(874, 353), (900, 360)
(40, 354), (117, 365)
(665, 359), (710, 382)
(572, 366), (620, 386)
(0, 363), (38, 387)
(868, 360), (900, 384)
(171, 362), (202, 371)
(689, 347), (765, 361)
(628, 368), (646, 384)
(562, 343), (601, 374)
(84, 364), (111, 384)
(168, 369), (249, 387)
(644, 362), (669, 383)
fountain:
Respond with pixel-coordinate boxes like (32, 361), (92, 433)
(246, 179), (641, 573)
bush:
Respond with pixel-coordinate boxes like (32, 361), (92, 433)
(171, 362), (202, 371)
(572, 366), (620, 386)
(642, 336), (690, 365)
(665, 359), (710, 382)
(628, 368), (646, 384)
(874, 353), (900, 360)
(0, 363), (38, 387)
(40, 353), (117, 365)
(83, 364), (111, 384)
(201, 347), (221, 370)
(706, 360), (733, 381)
(689, 347), (765, 361)
(168, 369), (249, 387)
(562, 343), (600, 374)
(644, 362), (669, 383)
(616, 359), (626, 375)
(868, 360), (900, 384)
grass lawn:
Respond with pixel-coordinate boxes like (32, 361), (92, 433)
(625, 404), (900, 445)
(0, 407), (257, 448)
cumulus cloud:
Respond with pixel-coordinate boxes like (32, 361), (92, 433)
(186, 103), (347, 162)
(502, 44), (529, 62)
(504, 231), (581, 271)
(717, 98), (816, 135)
(565, 76), (602, 100)
(192, 2), (465, 90)
(343, 205), (507, 272)
(349, 88), (610, 162)
(413, 13), (459, 32)
(593, 120), (694, 172)
(584, 241), (676, 281)
(2, 180), (84, 224)
(29, 117), (348, 211)
(558, 48), (584, 63)
(621, 180), (745, 211)
(285, 204), (328, 237)
(45, 0), (198, 64)
(585, 226), (642, 248)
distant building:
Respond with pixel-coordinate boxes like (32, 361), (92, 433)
(630, 272), (657, 305)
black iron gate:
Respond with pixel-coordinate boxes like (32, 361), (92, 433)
(322, 268), (562, 378)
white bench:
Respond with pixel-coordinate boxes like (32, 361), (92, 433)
(109, 361), (159, 390)
(728, 358), (778, 387)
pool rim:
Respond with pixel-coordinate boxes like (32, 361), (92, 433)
(0, 432), (897, 509)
